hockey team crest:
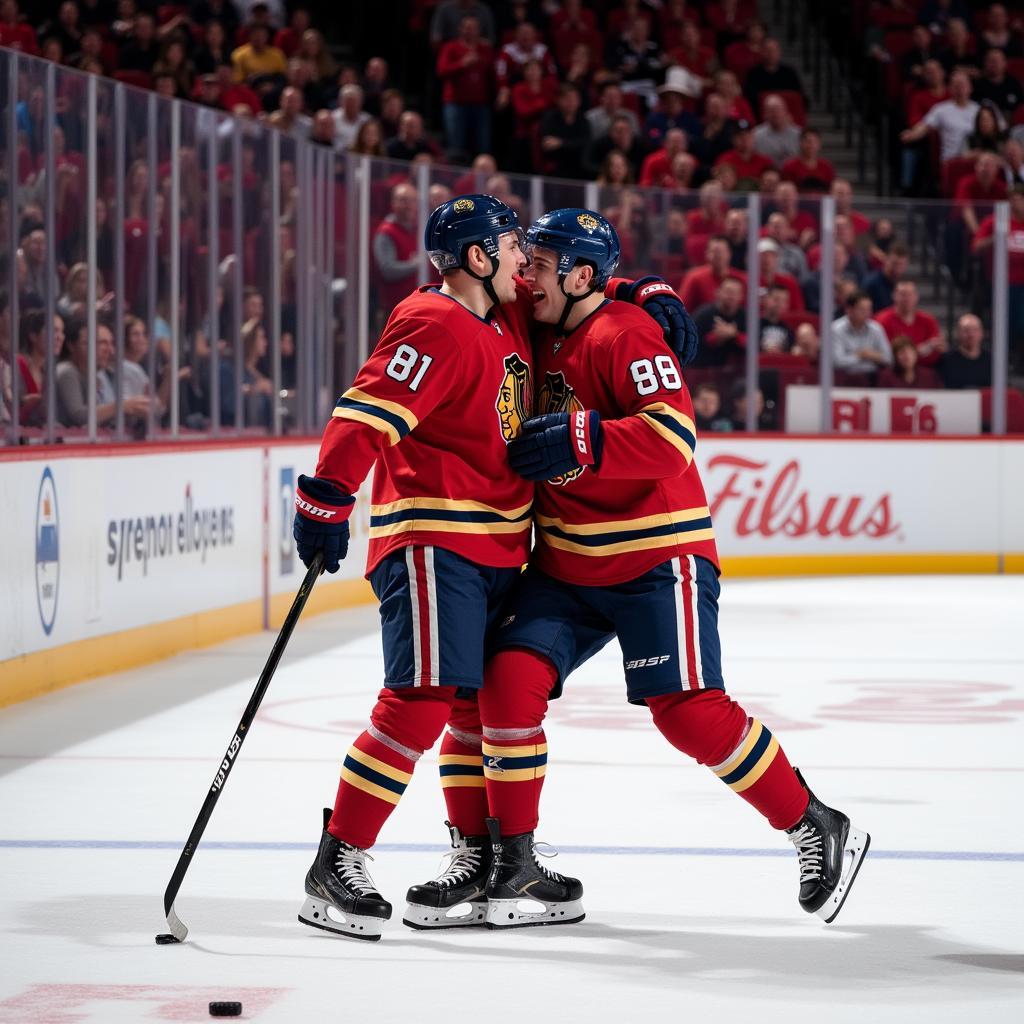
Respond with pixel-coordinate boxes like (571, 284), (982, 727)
(539, 371), (585, 485)
(453, 198), (475, 213)
(577, 213), (599, 231)
(35, 466), (59, 636)
(496, 353), (532, 441)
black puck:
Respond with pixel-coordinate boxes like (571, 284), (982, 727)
(154, 933), (179, 944)
(209, 1002), (242, 1018)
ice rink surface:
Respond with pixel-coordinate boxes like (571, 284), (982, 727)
(1, 575), (1022, 1023)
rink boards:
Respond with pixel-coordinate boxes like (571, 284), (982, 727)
(2, 436), (1023, 706)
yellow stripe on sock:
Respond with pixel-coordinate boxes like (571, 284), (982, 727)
(729, 735), (780, 793)
(440, 776), (487, 789)
(439, 754), (483, 766)
(346, 746), (413, 785)
(340, 766), (403, 805)
(481, 742), (548, 759)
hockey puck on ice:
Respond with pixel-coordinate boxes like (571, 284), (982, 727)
(209, 1002), (242, 1017)
(154, 933), (179, 944)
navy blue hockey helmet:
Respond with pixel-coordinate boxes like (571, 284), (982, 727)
(525, 208), (621, 289)
(424, 194), (523, 275)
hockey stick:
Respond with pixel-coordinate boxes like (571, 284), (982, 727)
(157, 551), (324, 944)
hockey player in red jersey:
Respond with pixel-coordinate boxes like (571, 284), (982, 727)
(291, 195), (702, 940)
(477, 209), (870, 929)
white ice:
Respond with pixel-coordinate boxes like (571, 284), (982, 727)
(1, 576), (1022, 1023)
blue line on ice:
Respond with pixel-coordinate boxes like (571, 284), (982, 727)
(0, 840), (1021, 861)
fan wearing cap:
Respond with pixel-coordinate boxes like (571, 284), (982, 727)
(713, 120), (775, 191)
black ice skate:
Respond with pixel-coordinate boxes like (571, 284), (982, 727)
(403, 822), (490, 929)
(483, 817), (585, 929)
(786, 769), (870, 923)
(298, 809), (392, 941)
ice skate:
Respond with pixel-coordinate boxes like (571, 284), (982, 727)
(786, 770), (870, 923)
(483, 817), (584, 929)
(298, 809), (392, 941)
(403, 822), (490, 929)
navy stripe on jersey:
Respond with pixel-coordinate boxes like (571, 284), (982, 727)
(540, 516), (714, 548)
(335, 397), (413, 440)
(645, 410), (696, 452)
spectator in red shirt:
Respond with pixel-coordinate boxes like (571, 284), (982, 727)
(723, 21), (766, 85)
(437, 14), (495, 160)
(715, 123), (775, 190)
(495, 21), (556, 94)
(875, 279), (947, 365)
(511, 59), (556, 144)
(686, 179), (728, 236)
(666, 19), (718, 88)
(679, 235), (747, 311)
(771, 180), (818, 248)
(0, 0), (38, 54)
(714, 68), (755, 126)
(956, 151), (1008, 236)
(372, 182), (420, 321)
(831, 178), (871, 237)
(707, 0), (752, 50)
(549, 0), (600, 69)
(758, 238), (805, 310)
(638, 128), (689, 186)
(781, 128), (836, 192)
(876, 336), (944, 389)
(274, 6), (310, 57)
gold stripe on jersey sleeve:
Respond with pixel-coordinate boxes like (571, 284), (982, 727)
(332, 406), (402, 444)
(342, 387), (419, 432)
(637, 402), (696, 463)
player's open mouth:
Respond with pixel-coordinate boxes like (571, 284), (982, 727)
(532, 291), (546, 303)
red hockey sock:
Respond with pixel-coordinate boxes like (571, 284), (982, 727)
(478, 649), (557, 836)
(647, 689), (809, 831)
(328, 687), (455, 849)
(438, 698), (488, 837)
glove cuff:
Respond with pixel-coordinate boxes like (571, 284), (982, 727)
(295, 474), (354, 523)
(633, 277), (680, 304)
(571, 409), (602, 468)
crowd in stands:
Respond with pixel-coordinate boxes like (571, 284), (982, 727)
(0, 0), (1019, 435)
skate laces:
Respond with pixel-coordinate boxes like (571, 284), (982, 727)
(334, 844), (380, 896)
(434, 844), (481, 888)
(787, 822), (823, 883)
(531, 841), (567, 882)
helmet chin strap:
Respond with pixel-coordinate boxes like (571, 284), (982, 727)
(555, 274), (598, 335)
(464, 252), (501, 312)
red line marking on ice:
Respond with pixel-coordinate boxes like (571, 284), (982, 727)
(0, 984), (289, 1022)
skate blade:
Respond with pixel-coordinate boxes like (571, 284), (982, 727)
(485, 897), (585, 929)
(402, 900), (487, 930)
(298, 895), (386, 941)
(818, 827), (871, 924)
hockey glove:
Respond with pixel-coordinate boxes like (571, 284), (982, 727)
(292, 473), (354, 574)
(507, 411), (603, 481)
(618, 276), (700, 368)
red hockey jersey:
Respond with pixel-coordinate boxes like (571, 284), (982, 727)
(529, 300), (719, 586)
(314, 284), (535, 575)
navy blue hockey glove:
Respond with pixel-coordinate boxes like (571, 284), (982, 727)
(292, 474), (354, 574)
(618, 276), (699, 368)
(508, 411), (603, 481)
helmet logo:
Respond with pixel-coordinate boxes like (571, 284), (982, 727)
(454, 198), (476, 213)
(577, 213), (599, 231)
